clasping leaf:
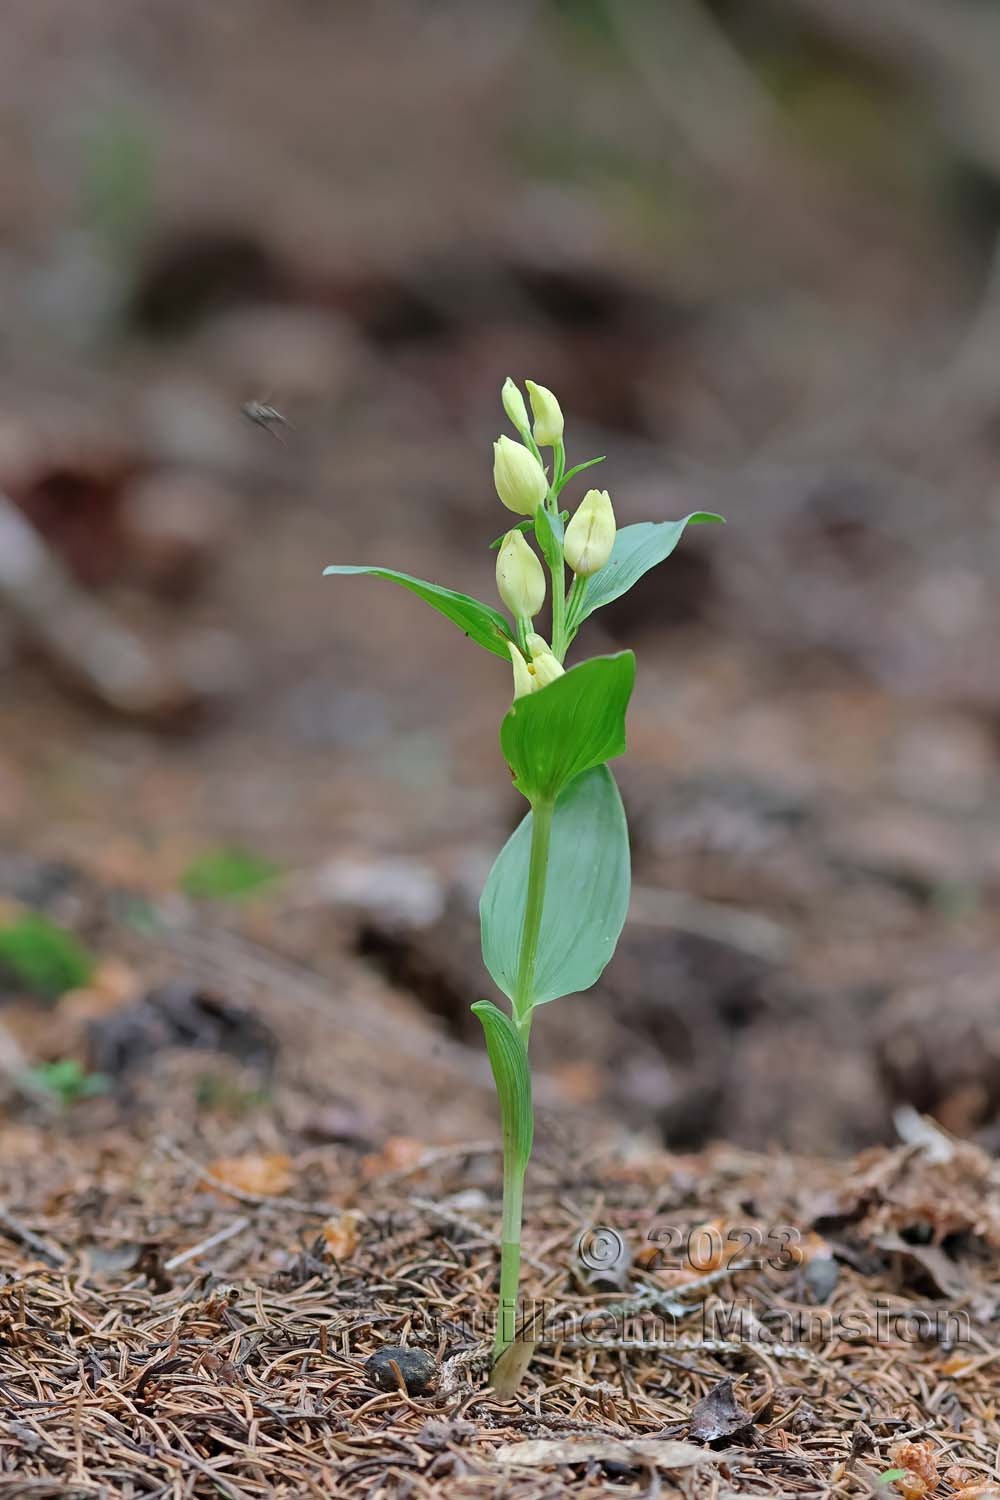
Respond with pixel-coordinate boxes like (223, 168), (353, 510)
(480, 764), (631, 1008)
(500, 651), (635, 803)
(471, 1001), (533, 1176)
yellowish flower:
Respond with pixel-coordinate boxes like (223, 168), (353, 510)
(508, 642), (536, 699)
(501, 378), (530, 436)
(564, 488), (616, 577)
(531, 649), (565, 688)
(493, 436), (547, 515)
(525, 380), (564, 447)
(496, 529), (545, 620)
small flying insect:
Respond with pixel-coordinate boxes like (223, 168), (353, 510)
(241, 395), (291, 443)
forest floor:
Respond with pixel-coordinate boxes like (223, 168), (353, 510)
(2, 1024), (998, 1497)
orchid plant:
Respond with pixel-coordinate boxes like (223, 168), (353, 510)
(325, 380), (721, 1377)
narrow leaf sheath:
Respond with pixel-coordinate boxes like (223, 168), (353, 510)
(472, 1001), (534, 1352)
(471, 1001), (534, 1176)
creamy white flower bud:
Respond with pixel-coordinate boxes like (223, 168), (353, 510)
(493, 436), (548, 515)
(496, 529), (546, 620)
(525, 380), (564, 447)
(524, 630), (565, 686)
(563, 488), (616, 577)
(501, 378), (531, 436)
(508, 642), (536, 700)
(531, 649), (565, 688)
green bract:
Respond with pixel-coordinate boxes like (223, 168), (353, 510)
(323, 377), (722, 1383)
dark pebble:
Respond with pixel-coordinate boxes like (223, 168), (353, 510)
(364, 1346), (438, 1395)
(803, 1255), (840, 1303)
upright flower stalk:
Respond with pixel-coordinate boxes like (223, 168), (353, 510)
(324, 380), (723, 1385)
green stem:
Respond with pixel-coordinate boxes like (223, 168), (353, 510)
(513, 797), (553, 1036)
(550, 556), (567, 662)
(564, 572), (584, 642)
(550, 442), (565, 503)
(496, 1165), (525, 1356)
(546, 444), (567, 658)
(495, 795), (553, 1359)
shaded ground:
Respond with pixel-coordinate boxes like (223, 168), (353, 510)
(2, 1097), (998, 1496)
(1, 862), (998, 1494)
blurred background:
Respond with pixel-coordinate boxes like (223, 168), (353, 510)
(2, 0), (1000, 1160)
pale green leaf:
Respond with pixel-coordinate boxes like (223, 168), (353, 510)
(533, 503), (565, 573)
(323, 565), (513, 659)
(480, 764), (630, 1007)
(574, 514), (723, 626)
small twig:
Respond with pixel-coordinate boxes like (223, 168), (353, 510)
(0, 1207), (69, 1266)
(156, 1137), (338, 1218)
(163, 1216), (252, 1271)
(408, 1195), (550, 1272)
(376, 1142), (499, 1190)
(408, 1197), (491, 1244)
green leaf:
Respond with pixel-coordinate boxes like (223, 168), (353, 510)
(24, 1058), (109, 1106)
(876, 1472), (907, 1487)
(0, 915), (94, 1001)
(182, 848), (280, 901)
(574, 514), (724, 626)
(471, 1000), (533, 1175)
(556, 454), (606, 491)
(323, 565), (513, 659)
(533, 502), (564, 573)
(500, 651), (635, 802)
(480, 764), (630, 1007)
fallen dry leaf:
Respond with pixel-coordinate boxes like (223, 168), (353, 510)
(876, 1234), (972, 1300)
(495, 1438), (730, 1470)
(689, 1377), (754, 1442)
(321, 1212), (361, 1261)
(208, 1153), (292, 1198)
(361, 1136), (427, 1180)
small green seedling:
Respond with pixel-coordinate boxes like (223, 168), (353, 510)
(181, 848), (280, 902)
(25, 1058), (109, 1107)
(0, 914), (94, 1001)
(325, 378), (722, 1376)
